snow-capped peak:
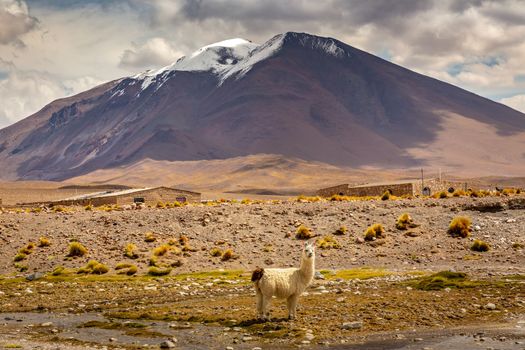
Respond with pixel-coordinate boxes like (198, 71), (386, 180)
(130, 33), (348, 92)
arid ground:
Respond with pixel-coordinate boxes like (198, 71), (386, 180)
(0, 193), (524, 349)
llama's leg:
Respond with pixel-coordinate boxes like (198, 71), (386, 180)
(287, 294), (299, 320)
(256, 289), (263, 319)
(261, 295), (272, 321)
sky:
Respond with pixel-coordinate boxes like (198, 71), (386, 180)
(0, 0), (525, 128)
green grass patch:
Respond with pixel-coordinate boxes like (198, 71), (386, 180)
(322, 268), (391, 280)
(405, 271), (491, 290)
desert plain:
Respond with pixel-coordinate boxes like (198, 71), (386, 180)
(0, 187), (524, 349)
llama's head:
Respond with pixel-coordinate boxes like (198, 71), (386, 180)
(303, 242), (315, 259)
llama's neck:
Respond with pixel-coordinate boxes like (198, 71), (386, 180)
(299, 255), (315, 280)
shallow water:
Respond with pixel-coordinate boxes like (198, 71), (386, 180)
(1, 312), (524, 349)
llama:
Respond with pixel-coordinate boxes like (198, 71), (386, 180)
(251, 241), (315, 320)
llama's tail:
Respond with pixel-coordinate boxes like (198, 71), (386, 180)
(251, 267), (264, 283)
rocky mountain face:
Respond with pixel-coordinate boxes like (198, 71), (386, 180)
(1, 32), (525, 181)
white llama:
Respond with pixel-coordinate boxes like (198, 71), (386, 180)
(251, 241), (315, 320)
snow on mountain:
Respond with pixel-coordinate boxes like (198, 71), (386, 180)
(131, 33), (348, 91)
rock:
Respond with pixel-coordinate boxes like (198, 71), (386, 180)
(355, 237), (365, 244)
(25, 272), (44, 281)
(305, 333), (315, 340)
(109, 338), (117, 342)
(40, 322), (53, 327)
(485, 303), (496, 310)
(226, 347), (234, 350)
(314, 271), (325, 280)
(242, 336), (253, 341)
(301, 340), (311, 344)
(506, 218), (516, 223)
(341, 321), (362, 330)
(474, 225), (481, 231)
(160, 340), (176, 348)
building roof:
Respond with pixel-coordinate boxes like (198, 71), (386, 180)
(350, 179), (421, 188)
(62, 186), (200, 201)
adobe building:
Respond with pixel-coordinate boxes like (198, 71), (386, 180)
(50, 187), (201, 207)
(317, 178), (467, 198)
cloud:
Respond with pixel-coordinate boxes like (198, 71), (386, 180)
(0, 0), (38, 46)
(500, 94), (525, 114)
(0, 59), (102, 128)
(119, 37), (182, 70)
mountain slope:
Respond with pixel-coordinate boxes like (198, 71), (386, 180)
(1, 32), (525, 181)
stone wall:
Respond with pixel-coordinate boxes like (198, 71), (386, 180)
(317, 183), (414, 197)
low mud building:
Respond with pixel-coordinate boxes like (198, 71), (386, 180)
(50, 187), (201, 207)
(317, 178), (467, 197)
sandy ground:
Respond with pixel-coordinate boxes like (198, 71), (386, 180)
(0, 195), (524, 275)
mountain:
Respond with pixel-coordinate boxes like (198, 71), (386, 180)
(1, 32), (525, 182)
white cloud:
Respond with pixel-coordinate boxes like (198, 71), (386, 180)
(500, 95), (525, 114)
(0, 0), (37, 46)
(0, 59), (102, 128)
(119, 37), (182, 71)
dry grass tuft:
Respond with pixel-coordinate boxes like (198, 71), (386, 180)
(144, 232), (156, 243)
(124, 243), (139, 259)
(471, 239), (490, 252)
(381, 191), (391, 201)
(38, 236), (51, 247)
(210, 247), (222, 257)
(318, 235), (341, 249)
(152, 244), (171, 257)
(396, 213), (418, 230)
(221, 249), (235, 261)
(364, 223), (385, 241)
(333, 226), (347, 235)
(78, 260), (109, 275)
(147, 267), (171, 276)
(67, 242), (88, 257)
(295, 225), (314, 239)
(448, 216), (472, 238)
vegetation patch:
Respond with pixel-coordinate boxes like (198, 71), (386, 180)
(67, 242), (88, 257)
(124, 243), (139, 259)
(448, 216), (471, 238)
(144, 232), (156, 243)
(38, 236), (51, 247)
(210, 247), (222, 257)
(323, 268), (391, 280)
(77, 260), (109, 275)
(333, 226), (347, 235)
(395, 213), (418, 230)
(405, 271), (488, 290)
(317, 235), (341, 249)
(295, 225), (314, 239)
(147, 267), (171, 276)
(364, 223), (385, 241)
(471, 239), (490, 252)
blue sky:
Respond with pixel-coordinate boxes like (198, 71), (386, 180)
(1, 0), (525, 127)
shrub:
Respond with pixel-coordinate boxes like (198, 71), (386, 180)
(19, 243), (34, 255)
(318, 235), (341, 249)
(221, 249), (235, 261)
(156, 201), (166, 209)
(125, 265), (138, 275)
(38, 237), (51, 247)
(364, 223), (385, 241)
(115, 262), (133, 270)
(78, 260), (108, 275)
(241, 198), (251, 205)
(84, 204), (93, 211)
(471, 239), (490, 252)
(179, 235), (189, 245)
(147, 267), (171, 276)
(448, 216), (471, 238)
(124, 243), (139, 259)
(469, 190), (480, 198)
(381, 191), (391, 201)
(149, 256), (158, 267)
(173, 201), (183, 207)
(333, 226), (347, 235)
(512, 242), (524, 249)
(52, 206), (66, 213)
(152, 244), (171, 257)
(452, 189), (466, 197)
(170, 260), (183, 268)
(396, 213), (417, 230)
(210, 247), (222, 257)
(51, 266), (65, 276)
(295, 225), (313, 239)
(517, 188), (521, 194)
(14, 253), (26, 262)
(144, 232), (156, 243)
(67, 242), (88, 257)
